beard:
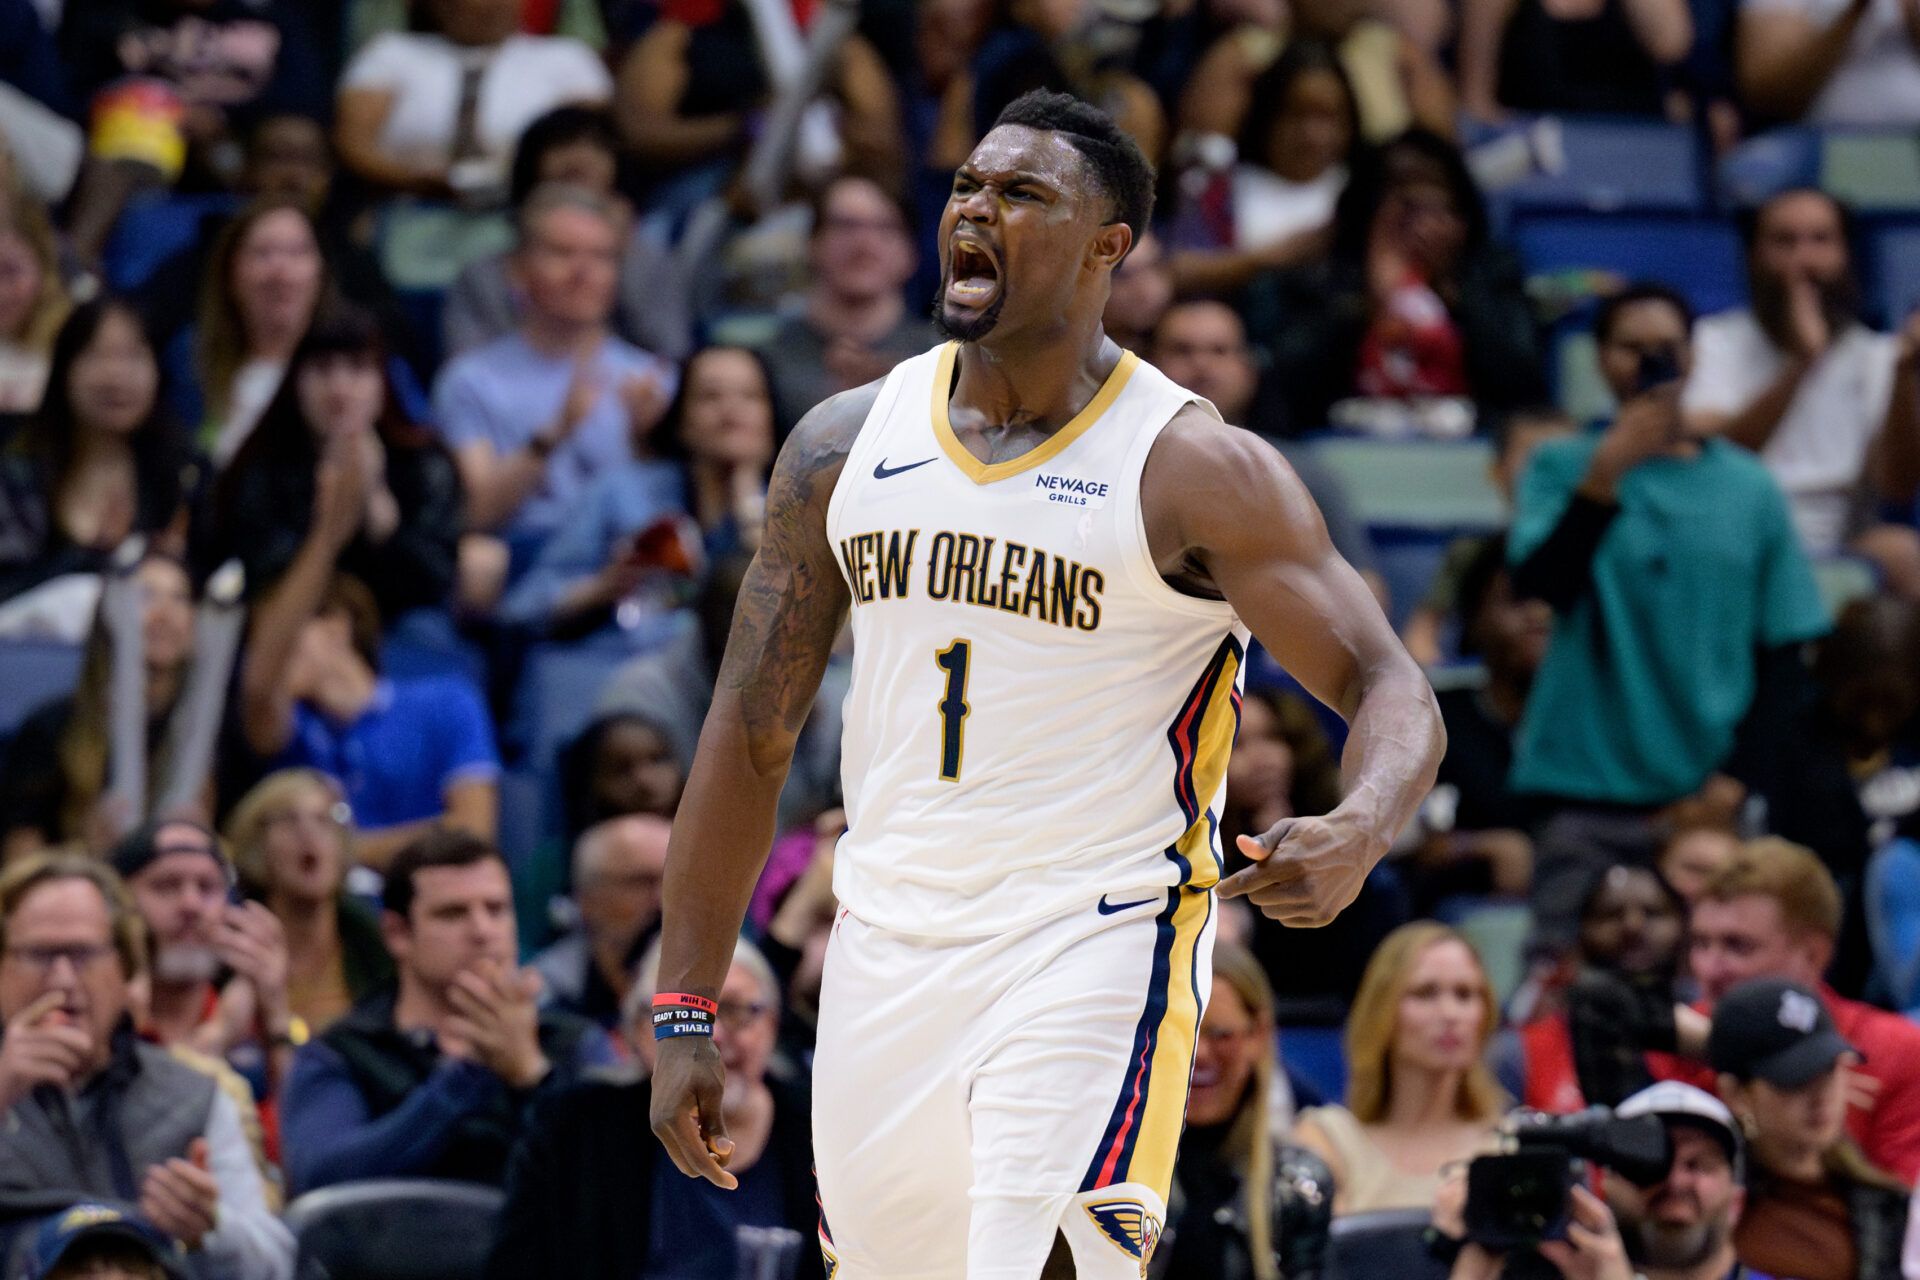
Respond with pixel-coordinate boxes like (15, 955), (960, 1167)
(153, 942), (221, 985)
(931, 272), (1007, 343)
(1752, 268), (1862, 351)
(1625, 1208), (1726, 1271)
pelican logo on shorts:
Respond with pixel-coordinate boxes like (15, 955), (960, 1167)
(1084, 1199), (1161, 1274)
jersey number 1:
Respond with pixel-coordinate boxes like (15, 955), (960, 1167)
(934, 639), (972, 782)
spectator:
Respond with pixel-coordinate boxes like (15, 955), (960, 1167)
(1606, 1082), (1750, 1280)
(1292, 922), (1504, 1215)
(1685, 839), (1920, 1183)
(1167, 40), (1358, 298)
(1656, 811), (1742, 907)
(186, 199), (325, 468)
(224, 769), (393, 1035)
(201, 303), (462, 623)
(1401, 405), (1575, 667)
(754, 818), (841, 1070)
(0, 182), (68, 415)
(530, 815), (669, 1029)
(442, 105), (692, 364)
(1253, 130), (1545, 434)
(1683, 189), (1920, 585)
(281, 829), (612, 1192)
(0, 852), (293, 1278)
(1157, 942), (1336, 1280)
(1223, 689), (1345, 860)
(1146, 299), (1384, 593)
(0, 553), (195, 856)
(1175, 0), (1455, 149)
(1102, 229), (1174, 355)
(1458, 0), (1693, 118)
(1709, 978), (1909, 1280)
(560, 711), (685, 843)
(754, 174), (935, 434)
(430, 184), (676, 572)
(333, 0), (612, 203)
(110, 820), (298, 1098)
(15, 1203), (191, 1280)
(1521, 863), (1688, 1114)
(1411, 537), (1549, 910)
(1735, 0), (1920, 123)
(1509, 283), (1828, 953)
(0, 299), (189, 609)
(500, 343), (775, 639)
(239, 556), (500, 872)
(487, 936), (822, 1280)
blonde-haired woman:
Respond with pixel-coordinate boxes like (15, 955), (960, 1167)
(1159, 942), (1334, 1280)
(225, 769), (391, 1033)
(1293, 921), (1505, 1215)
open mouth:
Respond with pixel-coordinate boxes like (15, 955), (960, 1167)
(946, 238), (1001, 307)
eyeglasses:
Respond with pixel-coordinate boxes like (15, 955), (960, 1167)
(4, 943), (117, 976)
(716, 999), (772, 1031)
(262, 801), (353, 831)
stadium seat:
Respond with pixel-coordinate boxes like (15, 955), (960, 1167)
(1514, 214), (1746, 318)
(1822, 131), (1920, 213)
(1324, 1207), (1450, 1280)
(1490, 118), (1707, 220)
(283, 1178), (504, 1280)
(0, 638), (83, 739)
(102, 193), (239, 292)
(1864, 222), (1920, 329)
(1278, 1024), (1348, 1106)
(1864, 838), (1920, 1014)
(1306, 438), (1505, 532)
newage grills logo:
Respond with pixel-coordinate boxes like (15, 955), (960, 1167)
(1033, 472), (1111, 508)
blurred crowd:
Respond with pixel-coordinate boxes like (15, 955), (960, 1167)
(0, 0), (1919, 1275)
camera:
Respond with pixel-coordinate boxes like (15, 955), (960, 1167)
(1464, 1107), (1671, 1252)
(1636, 346), (1682, 394)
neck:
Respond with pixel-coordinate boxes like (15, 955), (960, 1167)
(1762, 1141), (1826, 1182)
(690, 459), (756, 528)
(1380, 1062), (1468, 1130)
(273, 892), (338, 954)
(522, 316), (605, 359)
(145, 662), (186, 718)
(249, 322), (303, 365)
(588, 931), (636, 1001)
(70, 428), (133, 468)
(951, 319), (1116, 435)
(809, 285), (903, 344)
(147, 976), (210, 1043)
(306, 661), (377, 722)
(1646, 1242), (1739, 1280)
(393, 974), (451, 1037)
(722, 1078), (776, 1166)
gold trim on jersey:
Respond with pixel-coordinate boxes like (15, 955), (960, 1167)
(930, 341), (1140, 485)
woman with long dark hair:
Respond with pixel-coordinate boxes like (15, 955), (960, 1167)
(1252, 129), (1545, 433)
(0, 297), (189, 606)
(200, 304), (461, 621)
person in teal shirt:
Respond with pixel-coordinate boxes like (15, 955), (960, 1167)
(1507, 282), (1830, 951)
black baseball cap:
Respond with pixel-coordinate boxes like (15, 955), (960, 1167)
(1707, 977), (1861, 1089)
(20, 1203), (188, 1279)
(109, 819), (233, 886)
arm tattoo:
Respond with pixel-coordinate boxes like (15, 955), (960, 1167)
(716, 388), (867, 769)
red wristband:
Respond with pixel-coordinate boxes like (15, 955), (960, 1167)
(652, 992), (719, 1014)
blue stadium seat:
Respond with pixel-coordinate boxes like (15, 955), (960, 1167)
(1492, 118), (1707, 219)
(0, 639), (83, 740)
(283, 1179), (504, 1280)
(1864, 837), (1920, 1014)
(1514, 214), (1746, 318)
(1864, 222), (1920, 329)
(1306, 438), (1506, 531)
(102, 193), (240, 293)
(1325, 1208), (1450, 1280)
(1278, 1025), (1347, 1106)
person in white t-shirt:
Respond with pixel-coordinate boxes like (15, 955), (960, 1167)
(1682, 188), (1920, 595)
(334, 0), (613, 204)
(1737, 0), (1920, 124)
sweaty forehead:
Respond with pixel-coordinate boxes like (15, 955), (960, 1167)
(965, 126), (1095, 197)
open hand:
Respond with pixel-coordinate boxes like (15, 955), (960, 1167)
(445, 962), (548, 1089)
(1219, 810), (1387, 926)
(213, 902), (290, 1023)
(140, 1138), (219, 1249)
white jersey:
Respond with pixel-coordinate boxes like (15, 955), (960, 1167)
(825, 342), (1251, 938)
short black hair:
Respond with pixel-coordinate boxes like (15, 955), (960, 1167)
(1488, 403), (1573, 456)
(990, 89), (1155, 252)
(1739, 186), (1855, 256)
(1593, 281), (1695, 347)
(383, 828), (507, 920)
(510, 105), (622, 209)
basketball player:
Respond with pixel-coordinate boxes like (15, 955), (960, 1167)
(650, 90), (1444, 1279)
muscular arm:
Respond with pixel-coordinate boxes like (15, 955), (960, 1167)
(1144, 412), (1444, 924)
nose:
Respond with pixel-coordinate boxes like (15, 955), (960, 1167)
(955, 185), (996, 226)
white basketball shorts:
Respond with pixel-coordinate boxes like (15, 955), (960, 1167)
(811, 883), (1217, 1280)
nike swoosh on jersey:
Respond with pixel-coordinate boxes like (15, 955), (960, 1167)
(1096, 893), (1160, 915)
(873, 456), (935, 480)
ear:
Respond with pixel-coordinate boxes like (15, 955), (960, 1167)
(381, 910), (410, 961)
(1090, 221), (1132, 272)
(1802, 931), (1834, 978)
